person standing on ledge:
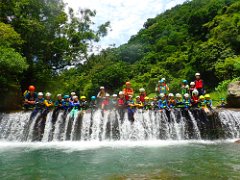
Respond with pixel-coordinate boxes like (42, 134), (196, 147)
(97, 86), (106, 107)
(123, 82), (134, 101)
(194, 73), (204, 96)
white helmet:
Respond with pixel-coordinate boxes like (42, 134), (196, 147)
(112, 94), (117, 97)
(168, 93), (174, 97)
(119, 91), (124, 95)
(161, 78), (166, 82)
(73, 95), (78, 100)
(159, 93), (165, 98)
(38, 92), (43, 96)
(71, 92), (76, 96)
(192, 89), (199, 95)
(139, 88), (145, 92)
(45, 92), (51, 97)
(176, 93), (182, 98)
(184, 93), (189, 98)
(195, 73), (200, 76)
(100, 86), (105, 90)
(105, 93), (110, 97)
(57, 94), (62, 97)
(136, 96), (140, 99)
(190, 82), (195, 86)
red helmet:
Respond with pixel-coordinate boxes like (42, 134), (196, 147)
(126, 82), (131, 85)
(28, 85), (36, 91)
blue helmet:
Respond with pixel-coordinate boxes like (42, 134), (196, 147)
(63, 95), (70, 99)
(91, 96), (96, 100)
(182, 80), (188, 84)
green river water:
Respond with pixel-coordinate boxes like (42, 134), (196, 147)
(0, 140), (239, 180)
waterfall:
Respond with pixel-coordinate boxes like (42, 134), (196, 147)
(218, 110), (240, 138)
(0, 109), (239, 142)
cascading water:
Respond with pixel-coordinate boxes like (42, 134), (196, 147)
(0, 109), (239, 142)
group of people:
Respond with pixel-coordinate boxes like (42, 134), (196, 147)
(24, 73), (223, 119)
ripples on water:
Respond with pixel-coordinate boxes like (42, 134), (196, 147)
(0, 140), (240, 179)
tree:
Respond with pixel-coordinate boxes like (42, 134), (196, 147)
(0, 0), (110, 91)
(0, 22), (27, 89)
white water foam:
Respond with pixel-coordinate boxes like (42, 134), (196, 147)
(0, 139), (237, 153)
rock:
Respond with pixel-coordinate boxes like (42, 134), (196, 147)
(227, 81), (240, 108)
(235, 140), (240, 144)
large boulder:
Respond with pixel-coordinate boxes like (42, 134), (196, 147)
(227, 81), (240, 108)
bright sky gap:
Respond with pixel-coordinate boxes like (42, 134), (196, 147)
(64, 0), (187, 51)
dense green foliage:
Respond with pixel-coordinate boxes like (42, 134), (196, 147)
(0, 0), (109, 92)
(1, 0), (240, 101)
(58, 0), (240, 97)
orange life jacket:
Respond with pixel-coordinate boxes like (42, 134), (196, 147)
(123, 88), (134, 101)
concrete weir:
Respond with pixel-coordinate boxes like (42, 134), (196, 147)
(0, 109), (239, 142)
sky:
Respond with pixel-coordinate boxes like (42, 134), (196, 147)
(64, 0), (186, 51)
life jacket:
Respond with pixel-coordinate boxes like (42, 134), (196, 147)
(54, 100), (63, 107)
(44, 99), (54, 108)
(199, 101), (205, 108)
(176, 100), (184, 108)
(159, 86), (167, 94)
(62, 101), (71, 110)
(111, 100), (118, 107)
(71, 101), (80, 110)
(168, 99), (176, 107)
(89, 101), (97, 109)
(118, 98), (125, 106)
(151, 101), (159, 110)
(181, 85), (189, 95)
(25, 92), (37, 101)
(183, 99), (191, 108)
(127, 100), (135, 109)
(135, 100), (143, 108)
(204, 100), (212, 107)
(158, 100), (168, 109)
(140, 93), (146, 102)
(102, 99), (110, 110)
(144, 102), (151, 110)
(191, 96), (199, 105)
(35, 98), (45, 109)
(123, 88), (134, 101)
(195, 79), (203, 89)
(81, 101), (89, 110)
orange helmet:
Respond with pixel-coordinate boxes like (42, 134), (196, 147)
(28, 85), (35, 91)
(126, 82), (131, 85)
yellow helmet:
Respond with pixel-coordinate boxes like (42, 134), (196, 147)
(144, 96), (149, 100)
(80, 96), (86, 100)
(199, 95), (205, 99)
(204, 94), (210, 98)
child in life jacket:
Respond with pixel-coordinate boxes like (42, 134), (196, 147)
(158, 93), (168, 110)
(139, 88), (146, 103)
(135, 96), (143, 109)
(191, 89), (199, 108)
(183, 93), (191, 109)
(189, 82), (196, 97)
(168, 93), (176, 108)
